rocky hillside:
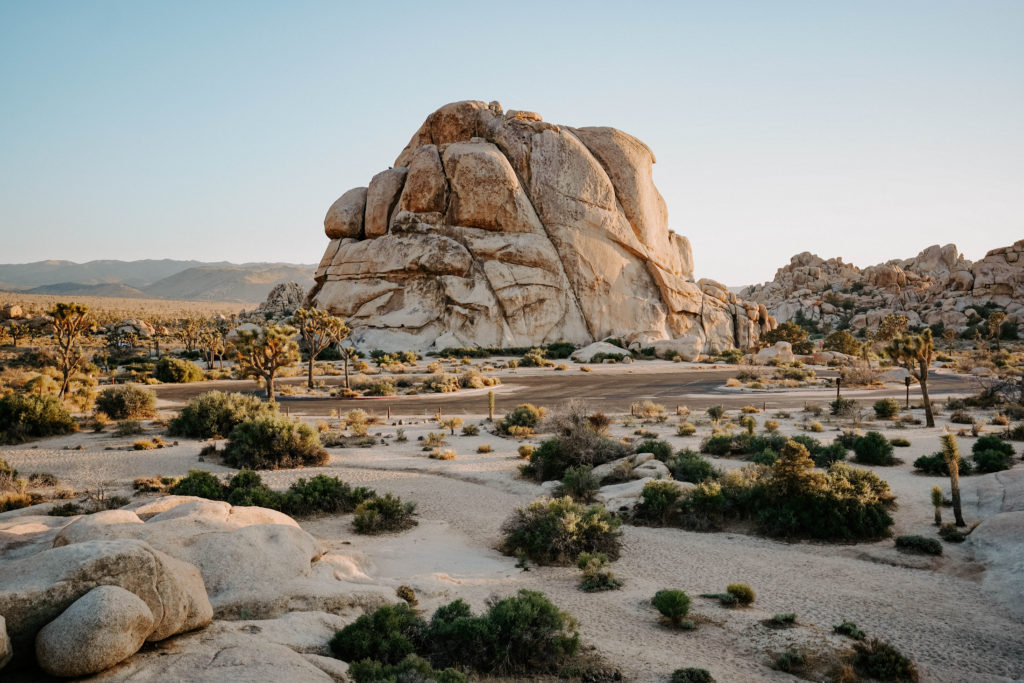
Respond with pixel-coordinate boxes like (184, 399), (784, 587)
(740, 241), (1024, 337)
(310, 100), (774, 356)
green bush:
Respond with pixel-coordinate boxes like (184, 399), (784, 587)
(971, 435), (1015, 473)
(671, 668), (714, 683)
(751, 449), (778, 466)
(348, 655), (467, 683)
(852, 431), (896, 465)
(501, 496), (621, 565)
(283, 475), (374, 515)
(225, 468), (281, 508)
(726, 583), (755, 605)
(830, 397), (856, 416)
(330, 603), (425, 665)
(168, 391), (278, 439)
(555, 465), (600, 502)
(352, 493), (417, 534)
(154, 356), (204, 383)
(701, 434), (734, 456)
(913, 452), (974, 476)
(222, 415), (328, 470)
(894, 535), (942, 556)
(890, 437), (911, 447)
(834, 620), (866, 640)
(873, 399), (901, 419)
(168, 469), (225, 499)
(528, 432), (628, 482)
(774, 649), (807, 674)
(938, 523), (967, 543)
(852, 638), (919, 682)
(481, 590), (579, 674)
(811, 442), (847, 468)
(667, 450), (717, 483)
(0, 393), (76, 443)
(634, 480), (689, 526)
(576, 552), (621, 592)
(635, 438), (672, 461)
(499, 403), (546, 434)
(94, 384), (156, 419)
(652, 589), (691, 627)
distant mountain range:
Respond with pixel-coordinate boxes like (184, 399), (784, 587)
(0, 259), (316, 303)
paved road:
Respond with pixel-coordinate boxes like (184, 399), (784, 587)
(153, 365), (979, 417)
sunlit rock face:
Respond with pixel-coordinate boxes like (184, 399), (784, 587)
(310, 100), (774, 356)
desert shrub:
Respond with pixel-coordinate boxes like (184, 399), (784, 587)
(823, 329), (861, 355)
(971, 435), (1015, 473)
(223, 468), (281, 508)
(283, 475), (375, 515)
(0, 492), (35, 513)
(949, 409), (974, 424)
(364, 380), (397, 397)
(422, 372), (460, 393)
(830, 397), (856, 416)
(852, 431), (896, 465)
(894, 535), (942, 556)
(667, 450), (717, 484)
(631, 400), (667, 420)
(222, 415), (328, 469)
(555, 465), (600, 502)
(701, 434), (733, 456)
(771, 613), (797, 626)
(168, 469), (225, 499)
(634, 438), (672, 461)
(763, 419), (779, 433)
(873, 398), (901, 419)
(938, 523), (967, 543)
(168, 391), (277, 439)
(852, 638), (918, 682)
(476, 444), (492, 453)
(48, 501), (83, 516)
(651, 589), (691, 627)
(726, 583), (755, 605)
(95, 384), (156, 419)
(633, 480), (689, 526)
(751, 449), (778, 466)
(890, 437), (911, 447)
(671, 668), (714, 683)
(351, 493), (417, 534)
(429, 448), (456, 460)
(154, 356), (204, 383)
(706, 405), (725, 422)
(676, 421), (697, 436)
(330, 603), (425, 665)
(528, 422), (628, 482)
(577, 552), (621, 592)
(913, 451), (974, 476)
(811, 442), (847, 468)
(461, 423), (480, 436)
(114, 419), (143, 436)
(499, 404), (546, 435)
(133, 439), (155, 450)
(774, 649), (807, 674)
(517, 444), (534, 459)
(834, 620), (866, 640)
(501, 496), (621, 565)
(0, 393), (76, 443)
(348, 655), (466, 683)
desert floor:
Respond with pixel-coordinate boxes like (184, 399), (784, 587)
(3, 366), (1022, 682)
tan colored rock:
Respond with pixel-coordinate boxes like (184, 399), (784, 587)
(443, 140), (543, 234)
(0, 539), (212, 657)
(0, 615), (11, 671)
(393, 144), (446, 223)
(364, 167), (407, 238)
(36, 585), (154, 677)
(324, 187), (367, 239)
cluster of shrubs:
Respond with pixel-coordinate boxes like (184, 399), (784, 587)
(701, 432), (847, 468)
(168, 391), (278, 438)
(330, 590), (580, 680)
(167, 469), (416, 532)
(0, 393), (76, 444)
(432, 341), (575, 360)
(94, 384), (157, 420)
(520, 404), (628, 481)
(501, 496), (621, 565)
(914, 435), (1017, 475)
(637, 440), (895, 541)
(498, 403), (546, 437)
(154, 356), (204, 383)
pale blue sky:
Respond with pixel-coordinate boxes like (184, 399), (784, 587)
(1, 0), (1021, 286)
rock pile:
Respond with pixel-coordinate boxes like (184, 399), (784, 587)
(253, 282), (306, 319)
(0, 496), (388, 678)
(309, 100), (774, 358)
(741, 241), (1024, 336)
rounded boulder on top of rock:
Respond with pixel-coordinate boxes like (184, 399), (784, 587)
(35, 585), (154, 677)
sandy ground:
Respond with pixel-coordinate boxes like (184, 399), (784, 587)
(3, 386), (1023, 681)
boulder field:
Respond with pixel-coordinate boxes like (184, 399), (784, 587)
(309, 100), (775, 357)
(740, 240), (1024, 336)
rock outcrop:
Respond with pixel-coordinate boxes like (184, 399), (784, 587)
(309, 100), (774, 358)
(740, 241), (1024, 337)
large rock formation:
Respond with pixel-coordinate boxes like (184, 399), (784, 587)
(309, 100), (774, 357)
(740, 241), (1024, 337)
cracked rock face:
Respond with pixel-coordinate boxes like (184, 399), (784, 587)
(309, 100), (774, 356)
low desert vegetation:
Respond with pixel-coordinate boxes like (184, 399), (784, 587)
(521, 402), (629, 481)
(500, 496), (622, 565)
(576, 552), (621, 592)
(221, 413), (328, 469)
(330, 590), (580, 678)
(167, 391), (278, 439)
(0, 392), (76, 443)
(154, 356), (204, 383)
(94, 384), (156, 419)
(652, 589), (693, 629)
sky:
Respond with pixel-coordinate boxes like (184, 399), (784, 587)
(0, 1), (1021, 287)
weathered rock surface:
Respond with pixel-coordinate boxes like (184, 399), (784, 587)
(310, 100), (773, 355)
(741, 240), (1024, 337)
(253, 281), (306, 319)
(0, 615), (11, 671)
(35, 585), (155, 677)
(570, 341), (629, 362)
(595, 477), (693, 513)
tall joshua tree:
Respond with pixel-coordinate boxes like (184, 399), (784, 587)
(885, 329), (935, 427)
(234, 323), (299, 402)
(987, 311), (1006, 352)
(50, 302), (93, 398)
(940, 432), (966, 527)
(292, 307), (350, 389)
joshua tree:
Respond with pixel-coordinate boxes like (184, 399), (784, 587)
(175, 316), (203, 353)
(875, 314), (909, 343)
(488, 390), (496, 422)
(339, 343), (359, 390)
(931, 486), (943, 525)
(942, 327), (957, 351)
(50, 302), (93, 398)
(939, 433), (966, 526)
(441, 417), (464, 435)
(8, 322), (30, 348)
(233, 323), (299, 402)
(885, 329), (935, 427)
(987, 311), (1006, 351)
(197, 327), (225, 369)
(292, 307), (350, 389)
